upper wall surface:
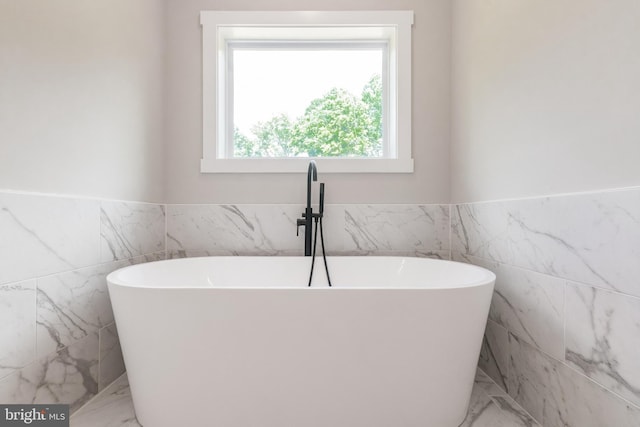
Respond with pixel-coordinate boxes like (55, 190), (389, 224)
(163, 0), (452, 204)
(451, 0), (640, 203)
(0, 0), (165, 202)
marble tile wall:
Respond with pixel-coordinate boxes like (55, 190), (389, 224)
(452, 187), (640, 426)
(166, 203), (450, 259)
(0, 192), (165, 413)
(70, 369), (540, 427)
(2, 197), (447, 412)
(14, 189), (640, 425)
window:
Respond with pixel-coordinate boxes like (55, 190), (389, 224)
(200, 11), (414, 173)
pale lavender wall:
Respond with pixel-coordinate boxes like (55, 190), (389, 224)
(451, 0), (640, 203)
(163, 0), (452, 204)
(0, 0), (165, 202)
(0, 0), (166, 412)
(451, 1), (640, 424)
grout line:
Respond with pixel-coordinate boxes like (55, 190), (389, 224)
(459, 252), (640, 301)
(1, 250), (163, 383)
(71, 372), (129, 418)
(558, 358), (640, 412)
(0, 189), (163, 205)
(488, 394), (542, 426)
(563, 280), (567, 365)
(1, 251), (170, 289)
(451, 184), (640, 206)
(511, 326), (640, 412)
(448, 204), (452, 261)
(97, 328), (102, 393)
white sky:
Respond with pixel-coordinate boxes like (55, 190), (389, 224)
(233, 49), (382, 135)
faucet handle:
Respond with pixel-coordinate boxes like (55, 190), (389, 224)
(296, 218), (305, 236)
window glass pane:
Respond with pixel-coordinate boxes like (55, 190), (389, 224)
(232, 48), (384, 158)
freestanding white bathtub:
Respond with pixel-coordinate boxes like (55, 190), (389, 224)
(107, 256), (495, 427)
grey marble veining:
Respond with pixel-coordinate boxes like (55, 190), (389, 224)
(508, 332), (640, 427)
(565, 283), (640, 407)
(343, 204), (450, 256)
(460, 386), (501, 427)
(71, 375), (140, 427)
(0, 333), (99, 413)
(473, 367), (508, 397)
(167, 204), (305, 256)
(98, 324), (125, 393)
(0, 191), (167, 418)
(0, 280), (36, 379)
(455, 369), (540, 427)
(0, 192), (100, 285)
(36, 261), (126, 357)
(461, 388), (541, 427)
(453, 189), (640, 426)
(478, 318), (509, 390)
(460, 254), (565, 360)
(127, 251), (166, 265)
(491, 395), (540, 427)
(71, 370), (534, 427)
(167, 203), (451, 259)
(452, 188), (640, 298)
(100, 201), (165, 262)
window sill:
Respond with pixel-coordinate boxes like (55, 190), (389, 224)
(200, 158), (414, 173)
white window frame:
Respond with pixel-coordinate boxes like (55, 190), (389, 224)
(200, 10), (414, 173)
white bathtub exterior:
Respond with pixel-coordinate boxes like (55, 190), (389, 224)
(107, 256), (495, 427)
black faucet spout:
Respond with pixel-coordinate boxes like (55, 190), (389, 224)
(306, 161), (317, 208)
(302, 161), (318, 256)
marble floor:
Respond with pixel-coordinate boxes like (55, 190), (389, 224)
(71, 369), (540, 427)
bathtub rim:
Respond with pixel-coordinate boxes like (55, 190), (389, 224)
(107, 256), (496, 291)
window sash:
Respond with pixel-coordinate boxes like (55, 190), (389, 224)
(226, 40), (390, 159)
(200, 10), (414, 173)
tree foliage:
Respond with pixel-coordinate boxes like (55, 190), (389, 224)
(234, 74), (382, 157)
(361, 74), (383, 144)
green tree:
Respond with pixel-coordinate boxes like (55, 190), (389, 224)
(233, 74), (382, 158)
(290, 87), (376, 157)
(361, 74), (383, 146)
(234, 127), (258, 157)
(234, 115), (294, 157)
(251, 114), (294, 157)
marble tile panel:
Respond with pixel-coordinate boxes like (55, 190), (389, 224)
(129, 251), (166, 265)
(100, 201), (165, 262)
(565, 283), (640, 407)
(71, 369), (534, 427)
(491, 395), (541, 427)
(343, 204), (450, 255)
(474, 369), (507, 397)
(0, 280), (36, 379)
(461, 384), (540, 427)
(37, 261), (126, 357)
(330, 249), (451, 259)
(167, 204), (305, 256)
(478, 319), (509, 390)
(167, 249), (301, 259)
(0, 333), (99, 413)
(98, 324), (125, 392)
(311, 204), (346, 254)
(452, 188), (640, 298)
(460, 386), (498, 427)
(508, 332), (640, 427)
(464, 255), (565, 359)
(71, 374), (140, 427)
(0, 192), (100, 285)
